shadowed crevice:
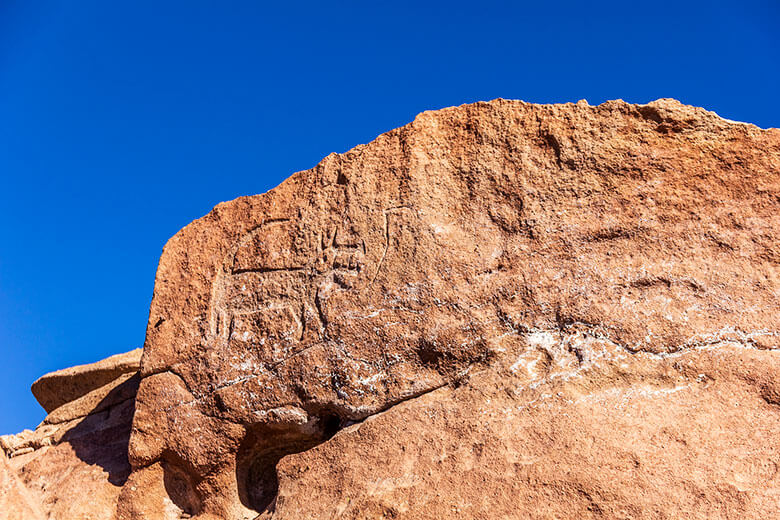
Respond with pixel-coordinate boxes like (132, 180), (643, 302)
(235, 413), (343, 514)
(62, 374), (139, 486)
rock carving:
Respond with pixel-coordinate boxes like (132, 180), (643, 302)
(2, 99), (779, 520)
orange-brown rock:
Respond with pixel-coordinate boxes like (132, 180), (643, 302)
(31, 348), (142, 414)
(3, 99), (780, 519)
(1, 349), (140, 519)
(0, 450), (44, 520)
(122, 98), (779, 519)
(269, 338), (780, 519)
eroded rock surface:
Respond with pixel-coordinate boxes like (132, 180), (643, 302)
(123, 99), (779, 519)
(1, 349), (140, 519)
(270, 334), (780, 519)
(31, 349), (142, 414)
(3, 99), (779, 519)
(0, 450), (44, 520)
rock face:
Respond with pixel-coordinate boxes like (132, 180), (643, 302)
(31, 349), (142, 414)
(1, 349), (141, 519)
(3, 99), (780, 519)
(0, 451), (44, 520)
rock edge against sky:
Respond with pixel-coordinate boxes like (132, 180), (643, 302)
(2, 98), (779, 519)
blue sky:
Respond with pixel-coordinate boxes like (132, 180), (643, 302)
(0, 0), (778, 434)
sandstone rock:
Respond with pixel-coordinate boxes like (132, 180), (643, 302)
(0, 450), (44, 520)
(269, 338), (780, 519)
(121, 98), (779, 519)
(42, 371), (139, 426)
(4, 99), (780, 519)
(1, 350), (140, 519)
(31, 348), (142, 413)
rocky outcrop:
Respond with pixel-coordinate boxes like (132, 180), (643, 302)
(1, 349), (140, 519)
(3, 99), (780, 519)
(124, 98), (779, 519)
(31, 349), (142, 414)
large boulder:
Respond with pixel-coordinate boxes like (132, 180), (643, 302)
(120, 99), (780, 519)
(4, 100), (778, 519)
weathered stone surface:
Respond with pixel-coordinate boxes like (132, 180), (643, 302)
(121, 98), (779, 519)
(0, 450), (44, 520)
(1, 350), (140, 519)
(42, 371), (139, 425)
(269, 337), (780, 519)
(31, 348), (142, 413)
(4, 99), (780, 519)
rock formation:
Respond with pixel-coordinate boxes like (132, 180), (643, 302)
(1, 349), (141, 519)
(2, 99), (779, 519)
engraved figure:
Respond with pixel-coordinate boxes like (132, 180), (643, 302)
(209, 219), (367, 365)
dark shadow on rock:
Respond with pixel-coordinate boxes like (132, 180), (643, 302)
(60, 374), (139, 486)
(235, 413), (343, 515)
(161, 457), (202, 516)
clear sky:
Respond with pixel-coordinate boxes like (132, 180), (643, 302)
(0, 1), (778, 434)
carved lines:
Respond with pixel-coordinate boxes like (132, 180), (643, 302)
(368, 206), (413, 288)
(210, 216), (373, 354)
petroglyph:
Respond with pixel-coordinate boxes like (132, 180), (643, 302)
(209, 217), (372, 365)
(369, 206), (413, 288)
(120, 100), (780, 520)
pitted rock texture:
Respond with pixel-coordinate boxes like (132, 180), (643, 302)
(267, 333), (780, 519)
(3, 99), (779, 520)
(121, 98), (779, 519)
